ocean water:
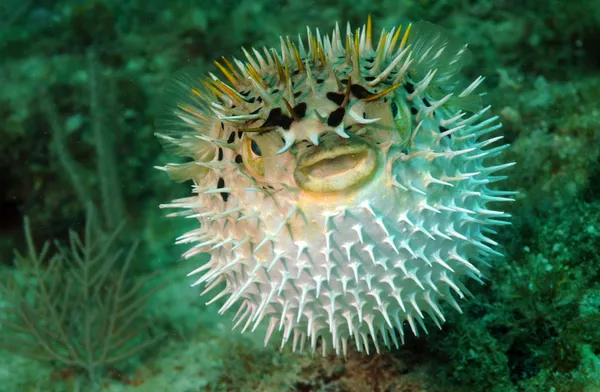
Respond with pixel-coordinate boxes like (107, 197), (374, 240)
(0, 1), (599, 391)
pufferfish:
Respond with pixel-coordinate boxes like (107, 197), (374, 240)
(156, 17), (516, 357)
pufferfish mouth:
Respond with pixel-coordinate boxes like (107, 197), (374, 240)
(294, 138), (379, 193)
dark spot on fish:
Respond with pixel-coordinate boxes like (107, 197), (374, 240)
(235, 154), (243, 164)
(240, 90), (250, 96)
(350, 84), (373, 99)
(327, 107), (345, 127)
(280, 116), (293, 129)
(326, 92), (345, 106)
(220, 122), (225, 130)
(237, 131), (243, 138)
(341, 79), (349, 85)
(405, 82), (414, 94)
(410, 107), (418, 115)
(227, 131), (236, 144)
(250, 108), (261, 115)
(423, 98), (430, 107)
(316, 78), (324, 84)
(294, 102), (307, 119)
(256, 97), (263, 103)
(365, 57), (375, 63)
(272, 88), (280, 94)
(217, 177), (229, 202)
(365, 76), (376, 81)
(261, 107), (292, 130)
(248, 97), (257, 103)
(294, 91), (302, 98)
(217, 147), (223, 161)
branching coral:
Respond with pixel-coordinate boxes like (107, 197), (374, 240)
(0, 208), (164, 384)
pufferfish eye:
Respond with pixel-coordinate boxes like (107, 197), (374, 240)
(242, 137), (264, 178)
(250, 140), (262, 156)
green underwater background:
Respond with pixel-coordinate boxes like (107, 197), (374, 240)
(1, 0), (599, 391)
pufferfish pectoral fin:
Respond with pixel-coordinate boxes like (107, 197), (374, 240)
(406, 20), (473, 86)
(156, 66), (248, 183)
(407, 21), (488, 113)
(155, 67), (216, 154)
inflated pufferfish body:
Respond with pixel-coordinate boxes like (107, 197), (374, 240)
(157, 18), (516, 356)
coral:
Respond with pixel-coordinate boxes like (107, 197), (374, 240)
(432, 321), (512, 392)
(497, 76), (600, 212)
(39, 48), (127, 232)
(413, 197), (600, 392)
(292, 349), (429, 392)
(487, 200), (599, 389)
(0, 209), (163, 386)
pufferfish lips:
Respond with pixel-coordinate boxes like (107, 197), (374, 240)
(294, 135), (379, 193)
(156, 16), (516, 357)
